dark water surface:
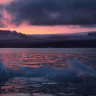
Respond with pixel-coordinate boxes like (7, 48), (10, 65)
(0, 48), (96, 96)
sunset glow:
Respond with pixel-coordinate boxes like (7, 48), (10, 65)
(0, 0), (96, 34)
(2, 25), (96, 34)
(0, 0), (11, 4)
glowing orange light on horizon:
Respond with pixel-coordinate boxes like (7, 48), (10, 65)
(0, 0), (96, 34)
(0, 0), (11, 4)
(2, 25), (96, 35)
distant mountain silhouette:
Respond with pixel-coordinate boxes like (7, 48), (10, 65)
(0, 30), (32, 40)
(0, 30), (96, 48)
(87, 32), (96, 36)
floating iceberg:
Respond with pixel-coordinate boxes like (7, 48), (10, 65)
(0, 59), (96, 81)
(67, 59), (96, 77)
(0, 58), (10, 80)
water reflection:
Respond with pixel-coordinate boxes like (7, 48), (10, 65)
(1, 53), (68, 69)
(1, 52), (96, 69)
(0, 48), (96, 95)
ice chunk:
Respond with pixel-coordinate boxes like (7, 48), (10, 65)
(1, 58), (96, 82)
(67, 59), (96, 77)
(0, 57), (10, 80)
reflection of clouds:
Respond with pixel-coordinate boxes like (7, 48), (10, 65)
(1, 53), (68, 69)
(0, 48), (96, 95)
(0, 93), (33, 96)
(1, 49), (96, 69)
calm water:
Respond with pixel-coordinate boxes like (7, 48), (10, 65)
(0, 48), (96, 96)
(1, 48), (96, 69)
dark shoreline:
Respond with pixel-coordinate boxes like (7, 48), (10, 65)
(0, 39), (96, 48)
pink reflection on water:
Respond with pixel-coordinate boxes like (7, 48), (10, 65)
(0, 48), (96, 94)
(1, 52), (96, 69)
(1, 53), (68, 69)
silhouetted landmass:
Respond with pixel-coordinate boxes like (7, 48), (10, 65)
(0, 30), (96, 48)
(0, 39), (95, 48)
(29, 40), (96, 48)
(87, 32), (96, 36)
(0, 30), (32, 39)
(49, 35), (68, 39)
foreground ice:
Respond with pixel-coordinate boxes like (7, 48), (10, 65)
(0, 93), (55, 96)
(0, 58), (10, 80)
(0, 93), (30, 96)
(0, 58), (96, 82)
(68, 59), (96, 77)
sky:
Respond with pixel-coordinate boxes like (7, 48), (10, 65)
(0, 0), (96, 34)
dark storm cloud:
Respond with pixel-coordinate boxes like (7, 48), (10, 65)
(0, 5), (5, 27)
(80, 25), (96, 28)
(0, 15), (5, 28)
(6, 0), (96, 26)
